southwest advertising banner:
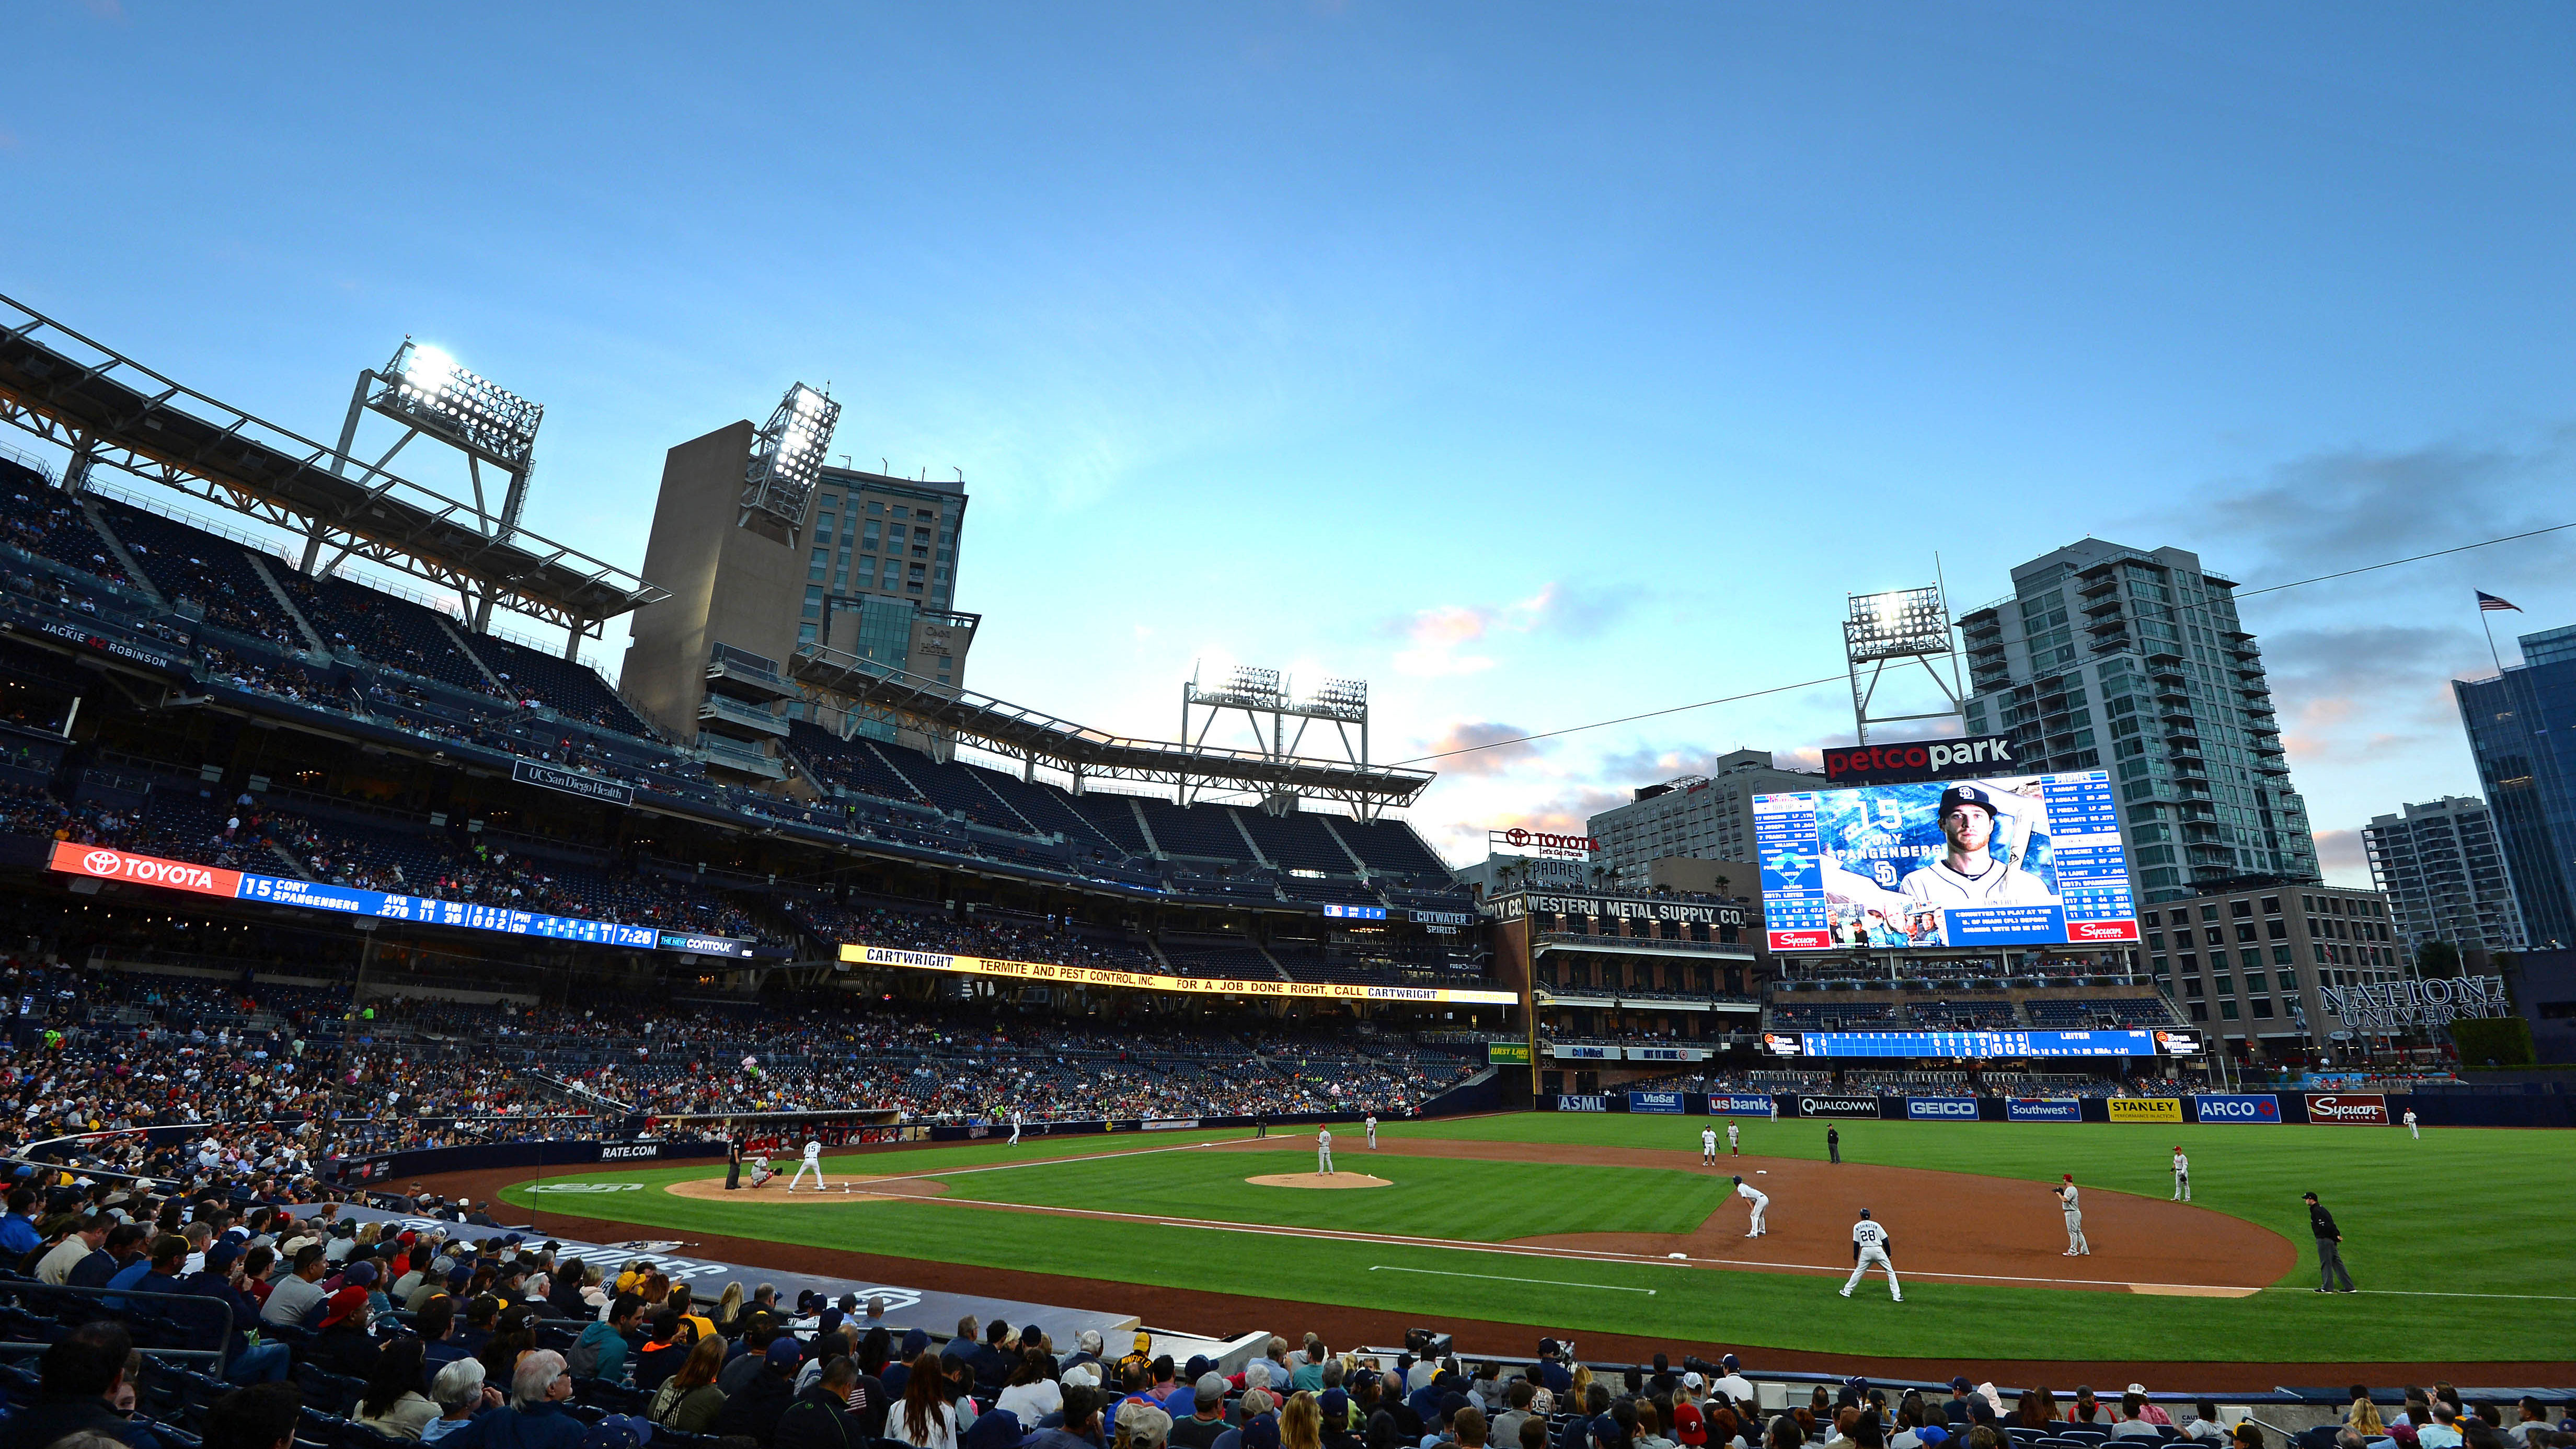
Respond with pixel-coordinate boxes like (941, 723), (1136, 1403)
(2194, 1093), (2282, 1124)
(50, 844), (752, 957)
(1904, 1096), (1981, 1121)
(2006, 1098), (2083, 1122)
(1754, 770), (2138, 951)
(2106, 1097), (2184, 1123)
(1627, 1090), (1686, 1114)
(1706, 1094), (1776, 1118)
(1788, 1094), (1883, 1119)
(841, 944), (1517, 1005)
(2304, 1092), (2390, 1126)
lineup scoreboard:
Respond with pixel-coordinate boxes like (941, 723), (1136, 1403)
(1767, 1028), (2202, 1059)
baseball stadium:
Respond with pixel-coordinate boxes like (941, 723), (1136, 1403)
(0, 289), (2564, 1449)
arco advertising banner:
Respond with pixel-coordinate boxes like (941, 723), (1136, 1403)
(2193, 1093), (2282, 1124)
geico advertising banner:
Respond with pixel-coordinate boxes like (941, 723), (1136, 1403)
(1627, 1091), (1686, 1114)
(1555, 1095), (1609, 1112)
(2005, 1098), (2083, 1122)
(2193, 1093), (2281, 1124)
(841, 944), (1517, 1005)
(1706, 1094), (1776, 1118)
(1904, 1096), (1981, 1121)
(1790, 1094), (1883, 1119)
(2304, 1092), (2390, 1126)
(2106, 1097), (2183, 1122)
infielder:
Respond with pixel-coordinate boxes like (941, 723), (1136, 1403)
(1732, 1175), (1768, 1237)
(2403, 1108), (2418, 1140)
(1727, 1120), (1740, 1156)
(1842, 1209), (1900, 1301)
(1701, 1126), (1719, 1166)
(748, 1153), (775, 1189)
(1901, 784), (2058, 910)
(1366, 1113), (1378, 1149)
(2054, 1175), (2089, 1255)
(787, 1137), (825, 1191)
(1317, 1129), (1335, 1177)
(1009, 1109), (1023, 1146)
(2171, 1148), (2190, 1202)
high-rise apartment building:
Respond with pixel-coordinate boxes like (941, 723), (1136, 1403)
(2361, 796), (2525, 958)
(2453, 622), (2576, 950)
(1587, 749), (1822, 889)
(1958, 541), (2317, 903)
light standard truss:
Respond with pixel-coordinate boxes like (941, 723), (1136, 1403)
(1843, 584), (1966, 745)
(1180, 665), (1373, 814)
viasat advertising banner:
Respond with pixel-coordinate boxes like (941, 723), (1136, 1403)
(1904, 1096), (1982, 1121)
(1706, 1094), (1776, 1117)
(2304, 1092), (2390, 1126)
(2005, 1098), (2083, 1122)
(841, 944), (1517, 1005)
(1754, 771), (2138, 951)
(1627, 1091), (1686, 1114)
(2193, 1093), (2282, 1124)
(2106, 1097), (2184, 1122)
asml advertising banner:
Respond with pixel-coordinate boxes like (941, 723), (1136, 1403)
(1706, 1094), (1776, 1118)
(2194, 1093), (2282, 1124)
(1555, 1095), (1609, 1112)
(1904, 1097), (1982, 1121)
(1627, 1091), (1686, 1114)
(2006, 1098), (2083, 1122)
(1754, 772), (2138, 952)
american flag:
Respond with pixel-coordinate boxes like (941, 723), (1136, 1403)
(2478, 591), (2521, 613)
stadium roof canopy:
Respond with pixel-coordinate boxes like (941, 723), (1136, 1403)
(0, 293), (662, 643)
(792, 641), (1435, 813)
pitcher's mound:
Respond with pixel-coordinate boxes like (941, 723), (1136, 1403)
(1246, 1173), (1392, 1189)
(662, 1175), (945, 1203)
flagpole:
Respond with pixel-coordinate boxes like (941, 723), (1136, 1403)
(2481, 610), (2503, 674)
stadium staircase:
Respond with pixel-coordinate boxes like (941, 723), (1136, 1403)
(78, 497), (162, 606)
(244, 553), (329, 652)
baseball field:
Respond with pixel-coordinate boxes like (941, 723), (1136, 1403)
(489, 1111), (2573, 1372)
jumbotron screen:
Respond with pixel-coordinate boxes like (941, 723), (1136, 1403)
(1755, 769), (2138, 951)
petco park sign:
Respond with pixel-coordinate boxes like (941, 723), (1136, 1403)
(1822, 734), (2017, 785)
(2320, 975), (2512, 1032)
(1490, 827), (1597, 860)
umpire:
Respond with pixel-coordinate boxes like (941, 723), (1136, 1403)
(2303, 1191), (2354, 1293)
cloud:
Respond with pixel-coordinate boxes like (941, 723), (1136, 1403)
(1412, 719), (1546, 777)
(2313, 828), (2370, 887)
(2261, 624), (2487, 765)
(1382, 581), (1640, 676)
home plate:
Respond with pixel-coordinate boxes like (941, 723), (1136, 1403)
(1668, 1252), (1687, 1259)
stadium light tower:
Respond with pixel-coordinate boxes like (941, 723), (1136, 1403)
(1843, 583), (1966, 745)
(327, 338), (546, 630)
(1179, 665), (1377, 815)
(741, 382), (840, 544)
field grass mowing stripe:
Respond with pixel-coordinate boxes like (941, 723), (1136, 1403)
(1369, 1266), (1655, 1295)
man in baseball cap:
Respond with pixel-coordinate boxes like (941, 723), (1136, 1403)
(1902, 783), (2058, 912)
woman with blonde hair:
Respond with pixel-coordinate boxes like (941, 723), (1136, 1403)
(713, 1282), (746, 1335)
(1572, 1368), (1596, 1411)
(2349, 1399), (2386, 1437)
(1283, 1392), (1324, 1449)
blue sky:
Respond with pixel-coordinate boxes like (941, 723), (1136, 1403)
(6, 2), (2572, 877)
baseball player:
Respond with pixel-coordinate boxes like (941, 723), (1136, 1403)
(1009, 1108), (1023, 1146)
(1701, 1126), (1719, 1166)
(2171, 1147), (2190, 1202)
(2402, 1108), (2418, 1140)
(2054, 1175), (2089, 1255)
(1732, 1175), (1768, 1237)
(1727, 1120), (1740, 1156)
(787, 1137), (825, 1191)
(748, 1152), (775, 1189)
(1317, 1128), (1335, 1177)
(1366, 1113), (1378, 1149)
(1901, 784), (2059, 909)
(1841, 1209), (1900, 1301)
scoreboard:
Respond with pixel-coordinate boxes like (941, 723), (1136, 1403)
(1778, 1028), (2159, 1059)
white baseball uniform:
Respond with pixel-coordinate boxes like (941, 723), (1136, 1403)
(2171, 1151), (2190, 1202)
(1737, 1180), (1768, 1236)
(1366, 1114), (1377, 1148)
(749, 1154), (773, 1187)
(788, 1137), (825, 1190)
(1727, 1121), (1740, 1155)
(1009, 1109), (1023, 1145)
(1701, 1128), (1718, 1165)
(1900, 857), (2057, 908)
(1318, 1129), (1335, 1176)
(1842, 1217), (1899, 1300)
(2056, 1182), (2089, 1255)
(2404, 1109), (2418, 1139)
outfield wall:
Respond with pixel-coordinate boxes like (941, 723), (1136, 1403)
(1544, 1090), (2575, 1128)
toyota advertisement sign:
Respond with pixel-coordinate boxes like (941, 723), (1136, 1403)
(2304, 1092), (2391, 1126)
(2193, 1093), (2282, 1123)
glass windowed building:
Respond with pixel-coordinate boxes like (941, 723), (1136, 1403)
(2453, 623), (2576, 950)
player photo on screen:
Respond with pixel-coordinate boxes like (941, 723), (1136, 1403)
(1756, 769), (2138, 951)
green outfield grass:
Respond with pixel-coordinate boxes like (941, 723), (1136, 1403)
(497, 1114), (2575, 1364)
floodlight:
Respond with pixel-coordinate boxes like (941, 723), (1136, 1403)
(743, 382), (841, 527)
(1843, 585), (1951, 662)
(1304, 676), (1368, 717)
(373, 338), (543, 470)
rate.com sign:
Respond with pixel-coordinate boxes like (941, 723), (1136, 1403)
(2193, 1093), (2281, 1124)
(2304, 1092), (2391, 1126)
(49, 843), (243, 898)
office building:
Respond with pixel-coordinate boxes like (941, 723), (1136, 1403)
(1587, 750), (1823, 889)
(2454, 623), (2576, 950)
(1958, 540), (2318, 903)
(2142, 882), (2401, 1052)
(2361, 796), (2525, 959)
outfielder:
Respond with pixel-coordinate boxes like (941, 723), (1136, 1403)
(1732, 1175), (1768, 1237)
(2403, 1108), (2418, 1140)
(2171, 1148), (2190, 1202)
(1701, 1126), (1719, 1166)
(788, 1137), (825, 1191)
(1842, 1209), (1899, 1301)
(2054, 1175), (2089, 1255)
(1317, 1129), (1335, 1177)
(1366, 1113), (1378, 1149)
(1727, 1120), (1740, 1156)
(1009, 1109), (1023, 1146)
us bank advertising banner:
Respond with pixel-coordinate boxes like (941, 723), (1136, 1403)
(1755, 770), (2138, 951)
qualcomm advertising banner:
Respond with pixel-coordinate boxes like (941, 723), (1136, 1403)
(1627, 1091), (1687, 1114)
(50, 844), (754, 957)
(1754, 771), (2138, 951)
(1706, 1094), (1776, 1118)
(2194, 1093), (2282, 1124)
(1789, 1094), (1883, 1119)
(1904, 1096), (1981, 1121)
(2006, 1098), (2083, 1122)
(1555, 1095), (1610, 1112)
